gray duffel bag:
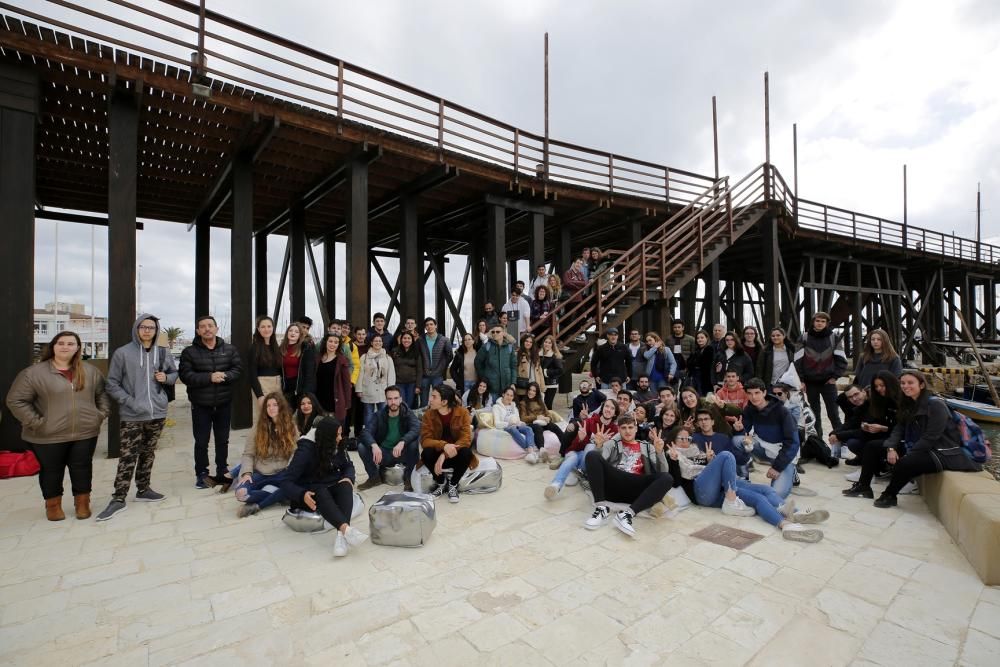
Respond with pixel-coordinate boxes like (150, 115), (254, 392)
(381, 463), (406, 486)
(282, 491), (365, 533)
(409, 456), (503, 495)
(368, 491), (436, 547)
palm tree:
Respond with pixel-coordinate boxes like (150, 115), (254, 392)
(164, 327), (183, 348)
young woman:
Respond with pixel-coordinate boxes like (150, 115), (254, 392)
(315, 333), (352, 422)
(279, 323), (316, 407)
(248, 316), (282, 411)
(562, 258), (588, 296)
(854, 328), (903, 389)
(545, 399), (619, 499)
(420, 385), (477, 503)
(515, 334), (544, 399)
(547, 274), (564, 303)
(235, 392), (298, 518)
(493, 386), (539, 462)
(713, 332), (754, 387)
(658, 405), (681, 443)
(294, 392), (327, 437)
(741, 326), (762, 370)
(678, 386), (738, 436)
(391, 330), (423, 408)
(357, 335), (396, 426)
(643, 332), (677, 390)
(842, 371), (905, 499)
(868, 370), (982, 508)
(7, 331), (111, 521)
(464, 379), (494, 411)
(757, 327), (795, 388)
(450, 333), (479, 396)
(633, 404), (655, 441)
(280, 417), (367, 557)
(529, 285), (553, 327)
(519, 382), (563, 461)
(686, 330), (715, 394)
(474, 319), (490, 347)
(538, 335), (564, 410)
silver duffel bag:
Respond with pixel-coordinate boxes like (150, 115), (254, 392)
(281, 491), (365, 533)
(368, 491), (436, 547)
(409, 456), (503, 495)
(381, 463), (406, 486)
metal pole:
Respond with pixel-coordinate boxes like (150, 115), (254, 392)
(53, 221), (59, 325)
(764, 72), (770, 201)
(543, 32), (549, 180)
(197, 0), (206, 68)
(976, 183), (981, 263)
(792, 123), (798, 221)
(91, 225), (96, 356)
(903, 164), (908, 250)
(712, 96), (719, 179)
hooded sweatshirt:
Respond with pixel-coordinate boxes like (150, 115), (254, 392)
(737, 395), (799, 472)
(106, 313), (178, 421)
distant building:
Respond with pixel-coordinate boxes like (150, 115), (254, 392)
(34, 302), (108, 358)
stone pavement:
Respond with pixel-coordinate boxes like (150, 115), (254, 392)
(1, 392), (998, 666)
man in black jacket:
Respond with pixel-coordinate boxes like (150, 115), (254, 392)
(591, 328), (629, 389)
(356, 386), (421, 492)
(179, 315), (243, 488)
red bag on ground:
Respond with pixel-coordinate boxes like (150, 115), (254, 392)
(0, 450), (40, 478)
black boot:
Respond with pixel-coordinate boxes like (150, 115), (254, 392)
(873, 493), (897, 508)
(842, 482), (874, 498)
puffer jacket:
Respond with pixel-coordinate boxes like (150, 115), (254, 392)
(179, 336), (243, 407)
(391, 344), (423, 385)
(106, 313), (178, 421)
(795, 326), (848, 383)
(7, 360), (111, 444)
(884, 394), (982, 472)
(475, 340), (518, 397)
(280, 437), (356, 505)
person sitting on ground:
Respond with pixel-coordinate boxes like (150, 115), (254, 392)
(868, 370), (982, 509)
(582, 415), (674, 537)
(633, 404), (655, 441)
(843, 371), (905, 499)
(678, 386), (738, 436)
(650, 386), (677, 417)
(712, 331), (755, 387)
(853, 328), (903, 390)
(464, 379), (494, 411)
(235, 392), (298, 518)
(280, 417), (367, 557)
(545, 399), (619, 497)
(493, 386), (540, 463)
(616, 390), (636, 417)
(420, 385), (477, 504)
(294, 392), (326, 438)
(571, 379), (607, 422)
(607, 377), (625, 399)
(632, 375), (658, 406)
(732, 378), (800, 499)
(829, 383), (868, 461)
(356, 386), (421, 492)
(715, 370), (749, 425)
(475, 324), (518, 402)
(666, 426), (826, 543)
(519, 382), (563, 463)
(658, 405), (681, 444)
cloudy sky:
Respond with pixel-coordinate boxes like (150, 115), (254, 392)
(29, 0), (1000, 341)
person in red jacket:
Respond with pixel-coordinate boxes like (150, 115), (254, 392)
(543, 399), (620, 499)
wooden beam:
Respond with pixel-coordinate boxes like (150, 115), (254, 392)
(484, 194), (554, 216)
(230, 155), (254, 429)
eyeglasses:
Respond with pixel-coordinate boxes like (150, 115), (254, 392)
(676, 436), (692, 441)
(490, 330), (503, 335)
(137, 325), (157, 331)
(773, 391), (784, 397)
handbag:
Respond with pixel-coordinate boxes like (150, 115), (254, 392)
(0, 450), (40, 478)
(515, 377), (530, 390)
(158, 351), (175, 402)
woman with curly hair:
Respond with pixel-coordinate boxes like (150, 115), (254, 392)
(234, 392), (298, 518)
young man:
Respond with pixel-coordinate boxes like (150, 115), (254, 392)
(570, 379), (607, 421)
(716, 370), (749, 424)
(691, 408), (748, 463)
(179, 315), (242, 488)
(474, 324), (518, 400)
(529, 264), (551, 297)
(356, 386), (421, 492)
(417, 317), (453, 408)
(481, 302), (500, 328)
(98, 314), (177, 520)
(632, 375), (657, 405)
(830, 383), (868, 461)
(580, 248), (592, 280)
(547, 398), (618, 494)
(734, 378), (799, 498)
(668, 319), (696, 381)
(501, 289), (531, 340)
(591, 328), (629, 389)
(794, 312), (848, 435)
(625, 329), (646, 390)
(350, 326), (370, 436)
(583, 415), (673, 537)
(616, 390), (636, 417)
(367, 312), (394, 351)
(651, 386), (677, 416)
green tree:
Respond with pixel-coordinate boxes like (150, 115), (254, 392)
(164, 327), (183, 347)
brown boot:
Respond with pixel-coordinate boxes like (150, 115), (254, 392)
(74, 493), (92, 520)
(45, 497), (65, 521)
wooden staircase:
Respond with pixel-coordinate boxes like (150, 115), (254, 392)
(529, 163), (781, 370)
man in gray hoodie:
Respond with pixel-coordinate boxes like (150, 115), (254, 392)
(97, 314), (178, 521)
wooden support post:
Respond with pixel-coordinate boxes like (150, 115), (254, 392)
(289, 204), (306, 321)
(486, 205), (507, 303)
(760, 214), (780, 328)
(195, 214), (211, 320)
(529, 212), (545, 271)
(556, 225), (572, 277)
(107, 91), (139, 458)
(702, 262), (721, 328)
(323, 238), (337, 322)
(681, 280), (697, 330)
(346, 161), (370, 327)
(230, 156), (254, 430)
(852, 262), (863, 365)
(0, 65), (37, 451)
(433, 255), (447, 328)
(988, 279), (998, 341)
(254, 232), (268, 318)
(734, 281), (745, 332)
(508, 260), (519, 292)
(470, 238), (486, 318)
(400, 197), (424, 323)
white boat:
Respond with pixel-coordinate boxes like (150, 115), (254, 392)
(943, 397), (1000, 425)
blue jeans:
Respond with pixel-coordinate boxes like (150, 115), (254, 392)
(357, 440), (419, 482)
(419, 376), (444, 408)
(463, 380), (477, 395)
(363, 402), (386, 429)
(692, 451), (738, 508)
(396, 383), (416, 409)
(734, 480), (785, 526)
(235, 470), (287, 509)
(751, 442), (796, 499)
(551, 444), (595, 487)
(505, 425), (535, 449)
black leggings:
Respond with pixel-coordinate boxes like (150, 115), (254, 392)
(884, 450), (940, 497)
(29, 437), (98, 499)
(584, 450), (673, 514)
(420, 447), (473, 485)
(857, 439), (900, 487)
(530, 422), (564, 447)
(544, 387), (558, 410)
(299, 481), (354, 530)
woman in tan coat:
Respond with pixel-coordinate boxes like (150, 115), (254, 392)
(420, 385), (476, 503)
(515, 334), (544, 399)
(7, 331), (111, 520)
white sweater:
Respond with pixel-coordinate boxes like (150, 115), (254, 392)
(492, 401), (522, 428)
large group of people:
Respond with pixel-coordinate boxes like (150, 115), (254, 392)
(5, 255), (986, 557)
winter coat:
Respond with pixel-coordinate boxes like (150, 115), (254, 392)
(667, 334), (697, 370)
(518, 399), (550, 424)
(686, 346), (714, 391)
(757, 345), (795, 387)
(105, 313), (177, 421)
(7, 360), (111, 445)
(418, 334), (452, 380)
(737, 396), (800, 472)
(529, 298), (552, 324)
(449, 348), (478, 388)
(280, 437), (356, 504)
(853, 354), (904, 390)
(475, 340), (518, 397)
(492, 400), (523, 428)
(357, 349), (396, 404)
(571, 389), (607, 421)
(391, 344), (424, 385)
(626, 344), (647, 382)
(539, 354), (564, 388)
(794, 326), (848, 383)
(884, 394), (981, 472)
(591, 342), (629, 384)
(419, 406), (478, 470)
(283, 343), (317, 398)
(359, 403), (421, 450)
(712, 349), (754, 386)
(562, 267), (587, 292)
(179, 336), (243, 407)
(516, 355), (545, 396)
(366, 327), (395, 352)
(315, 354), (352, 422)
(643, 345), (677, 381)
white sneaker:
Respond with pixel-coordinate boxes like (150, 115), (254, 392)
(333, 532), (348, 557)
(778, 498), (796, 519)
(538, 449), (551, 463)
(845, 470), (861, 482)
(544, 483), (561, 500)
(584, 505), (610, 530)
(565, 472), (579, 487)
(899, 481), (919, 495)
(525, 447), (539, 465)
(792, 508), (829, 524)
(344, 526), (368, 547)
(613, 510), (636, 537)
(722, 497), (756, 517)
(782, 523), (823, 543)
